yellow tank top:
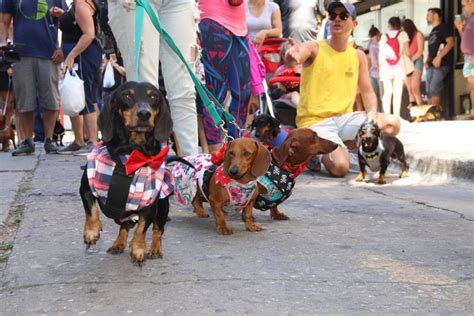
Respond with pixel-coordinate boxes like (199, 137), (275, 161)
(296, 40), (360, 128)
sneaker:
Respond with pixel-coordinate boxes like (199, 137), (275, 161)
(57, 142), (83, 155)
(44, 138), (59, 154)
(12, 139), (35, 156)
(73, 142), (95, 156)
(307, 155), (321, 172)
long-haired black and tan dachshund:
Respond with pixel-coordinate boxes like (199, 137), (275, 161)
(79, 81), (174, 265)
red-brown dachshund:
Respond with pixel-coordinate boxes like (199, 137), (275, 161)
(255, 128), (338, 219)
(172, 138), (271, 235)
(0, 113), (15, 152)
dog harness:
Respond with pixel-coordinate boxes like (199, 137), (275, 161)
(86, 142), (173, 217)
(172, 154), (258, 212)
(359, 142), (385, 172)
(255, 160), (296, 211)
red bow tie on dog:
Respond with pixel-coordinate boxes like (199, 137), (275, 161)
(125, 146), (169, 176)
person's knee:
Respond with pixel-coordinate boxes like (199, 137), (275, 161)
(322, 151), (349, 178)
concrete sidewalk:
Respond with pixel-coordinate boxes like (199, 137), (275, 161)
(397, 120), (474, 180)
(0, 120), (473, 226)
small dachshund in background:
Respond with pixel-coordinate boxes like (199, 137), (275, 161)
(355, 121), (408, 185)
(0, 112), (15, 152)
(80, 81), (174, 265)
(250, 113), (289, 148)
(255, 128), (338, 219)
(172, 138), (271, 235)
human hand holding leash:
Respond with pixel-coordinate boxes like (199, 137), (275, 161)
(284, 38), (301, 67)
(49, 6), (65, 18)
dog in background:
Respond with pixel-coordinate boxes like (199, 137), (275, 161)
(80, 81), (174, 265)
(255, 128), (338, 219)
(249, 113), (289, 148)
(0, 112), (15, 152)
(355, 121), (408, 184)
(172, 138), (271, 235)
(52, 120), (65, 147)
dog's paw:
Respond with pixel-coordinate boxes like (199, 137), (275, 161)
(355, 173), (365, 182)
(147, 248), (163, 259)
(400, 171), (408, 178)
(216, 225), (233, 235)
(83, 228), (101, 248)
(131, 247), (147, 265)
(270, 210), (289, 220)
(377, 178), (386, 185)
(246, 223), (262, 232)
(107, 244), (126, 254)
(194, 209), (209, 218)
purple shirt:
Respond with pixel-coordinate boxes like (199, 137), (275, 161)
(461, 15), (474, 55)
(368, 39), (380, 78)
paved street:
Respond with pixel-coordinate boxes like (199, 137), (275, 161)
(0, 148), (473, 314)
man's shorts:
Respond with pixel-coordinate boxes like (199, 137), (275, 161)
(308, 111), (368, 148)
(463, 55), (474, 78)
(425, 65), (449, 98)
(12, 57), (60, 113)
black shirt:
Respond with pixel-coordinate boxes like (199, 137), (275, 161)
(427, 23), (453, 67)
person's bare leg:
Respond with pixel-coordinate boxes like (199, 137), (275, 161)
(412, 71), (423, 105)
(405, 74), (415, 104)
(83, 111), (98, 145)
(321, 146), (349, 177)
(42, 108), (58, 140)
(208, 144), (222, 153)
(468, 76), (474, 114)
(17, 111), (34, 140)
(70, 115), (85, 146)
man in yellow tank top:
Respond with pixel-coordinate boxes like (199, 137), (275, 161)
(284, 0), (401, 177)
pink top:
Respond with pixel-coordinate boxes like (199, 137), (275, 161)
(409, 32), (419, 57)
(199, 0), (248, 37)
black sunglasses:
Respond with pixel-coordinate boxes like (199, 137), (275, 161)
(328, 12), (351, 21)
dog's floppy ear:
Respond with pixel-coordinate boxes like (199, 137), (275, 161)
(250, 140), (271, 177)
(153, 94), (173, 143)
(98, 92), (118, 142)
(222, 140), (233, 176)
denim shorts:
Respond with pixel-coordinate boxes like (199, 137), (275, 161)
(464, 55), (474, 78)
(425, 66), (449, 98)
(414, 57), (424, 73)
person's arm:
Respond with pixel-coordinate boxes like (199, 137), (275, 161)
(411, 32), (424, 61)
(432, 36), (454, 68)
(0, 13), (12, 46)
(63, 0), (96, 72)
(253, 7), (283, 45)
(356, 49), (377, 115)
(454, 19), (463, 37)
(284, 38), (318, 68)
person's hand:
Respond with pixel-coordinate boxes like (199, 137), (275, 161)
(454, 19), (463, 33)
(284, 37), (300, 67)
(49, 6), (65, 18)
(7, 67), (12, 77)
(63, 54), (75, 74)
(248, 95), (260, 113)
(367, 111), (378, 125)
(51, 48), (64, 65)
(432, 55), (442, 68)
(252, 30), (267, 46)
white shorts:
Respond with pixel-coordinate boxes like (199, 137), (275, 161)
(308, 111), (368, 148)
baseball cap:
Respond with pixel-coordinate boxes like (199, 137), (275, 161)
(327, 1), (357, 20)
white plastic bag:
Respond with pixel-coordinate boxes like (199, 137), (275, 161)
(59, 70), (85, 117)
(103, 61), (115, 88)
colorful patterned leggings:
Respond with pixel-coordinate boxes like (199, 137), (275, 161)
(198, 19), (251, 145)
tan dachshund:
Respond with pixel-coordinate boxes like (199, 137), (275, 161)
(173, 138), (272, 235)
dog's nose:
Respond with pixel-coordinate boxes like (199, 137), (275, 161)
(228, 166), (240, 178)
(137, 109), (151, 121)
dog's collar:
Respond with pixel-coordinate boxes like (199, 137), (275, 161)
(280, 161), (307, 178)
(215, 165), (231, 186)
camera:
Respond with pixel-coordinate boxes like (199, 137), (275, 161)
(0, 43), (20, 71)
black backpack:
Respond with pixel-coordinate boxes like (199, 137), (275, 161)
(92, 0), (117, 55)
